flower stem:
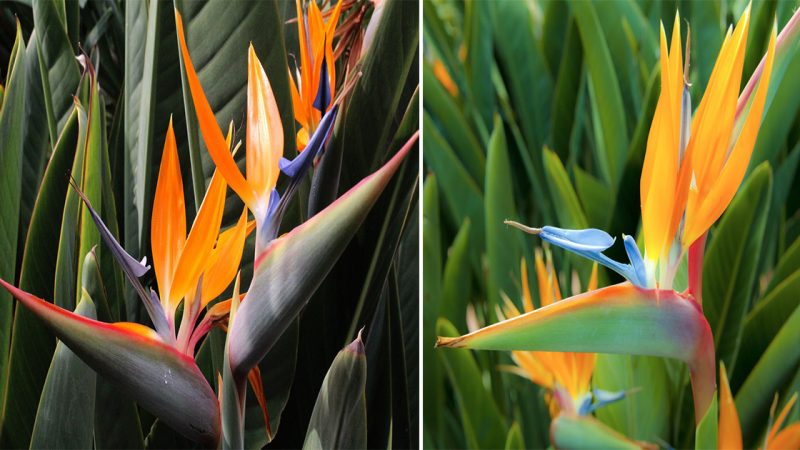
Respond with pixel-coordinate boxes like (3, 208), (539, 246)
(688, 232), (707, 307)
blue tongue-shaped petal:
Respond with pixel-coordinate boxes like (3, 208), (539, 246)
(577, 389), (630, 415)
(312, 56), (331, 112)
(505, 222), (649, 288)
(540, 226), (615, 252)
(623, 235), (648, 287)
(279, 104), (338, 178)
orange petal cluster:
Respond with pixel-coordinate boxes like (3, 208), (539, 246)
(151, 119), (249, 322)
(289, 0), (343, 150)
(175, 10), (283, 217)
(640, 7), (777, 262)
(499, 249), (598, 414)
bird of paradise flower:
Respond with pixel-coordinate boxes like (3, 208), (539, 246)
(0, 6), (417, 447)
(438, 5), (786, 428)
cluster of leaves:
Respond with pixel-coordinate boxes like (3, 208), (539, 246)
(423, 0), (800, 448)
(0, 0), (418, 448)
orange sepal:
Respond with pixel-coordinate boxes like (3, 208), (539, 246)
(684, 23), (775, 246)
(247, 366), (273, 441)
(151, 118), (186, 304)
(520, 258), (534, 313)
(247, 45), (284, 202)
(170, 171), (227, 309)
(718, 363), (743, 450)
(767, 393), (798, 448)
(175, 9), (256, 209)
(201, 207), (250, 307)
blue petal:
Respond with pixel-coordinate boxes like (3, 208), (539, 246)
(258, 189), (283, 244)
(623, 235), (648, 287)
(532, 225), (648, 288)
(578, 389), (628, 415)
(280, 105), (339, 178)
(312, 56), (331, 112)
(70, 180), (172, 341)
(576, 392), (594, 416)
(540, 226), (615, 252)
(266, 188), (280, 221)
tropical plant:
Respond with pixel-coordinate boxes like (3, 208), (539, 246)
(0, 0), (419, 448)
(423, 0), (800, 448)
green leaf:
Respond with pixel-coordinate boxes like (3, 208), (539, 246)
(245, 319), (299, 447)
(18, 31), (51, 254)
(750, 31), (800, 170)
(569, 0), (629, 187)
(30, 291), (97, 450)
(330, 0), (419, 196)
(694, 393), (718, 450)
(594, 1), (656, 118)
(765, 235), (800, 296)
(303, 334), (368, 450)
(227, 135), (417, 377)
(344, 91), (420, 342)
(422, 113), (485, 269)
(492, 0), (553, 155)
(734, 266), (800, 391)
(504, 422), (525, 449)
(441, 219), (472, 333)
(122, 0), (166, 276)
(436, 319), (506, 449)
(422, 62), (485, 184)
(422, 176), (444, 440)
(704, 162), (773, 370)
(463, 0), (494, 132)
(0, 24), (27, 447)
(574, 165), (613, 227)
(485, 118), (523, 311)
(550, 19), (584, 161)
(688, 0), (724, 94)
(542, 148), (588, 229)
(736, 300), (800, 447)
(0, 105), (79, 449)
(32, 0), (80, 138)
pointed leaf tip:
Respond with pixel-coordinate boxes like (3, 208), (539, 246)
(346, 328), (366, 355)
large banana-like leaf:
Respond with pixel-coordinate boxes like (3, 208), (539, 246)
(18, 30), (50, 253)
(228, 132), (418, 377)
(0, 106), (80, 449)
(436, 319), (506, 449)
(569, 0), (629, 187)
(32, 0), (80, 137)
(0, 279), (221, 447)
(0, 23), (26, 445)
